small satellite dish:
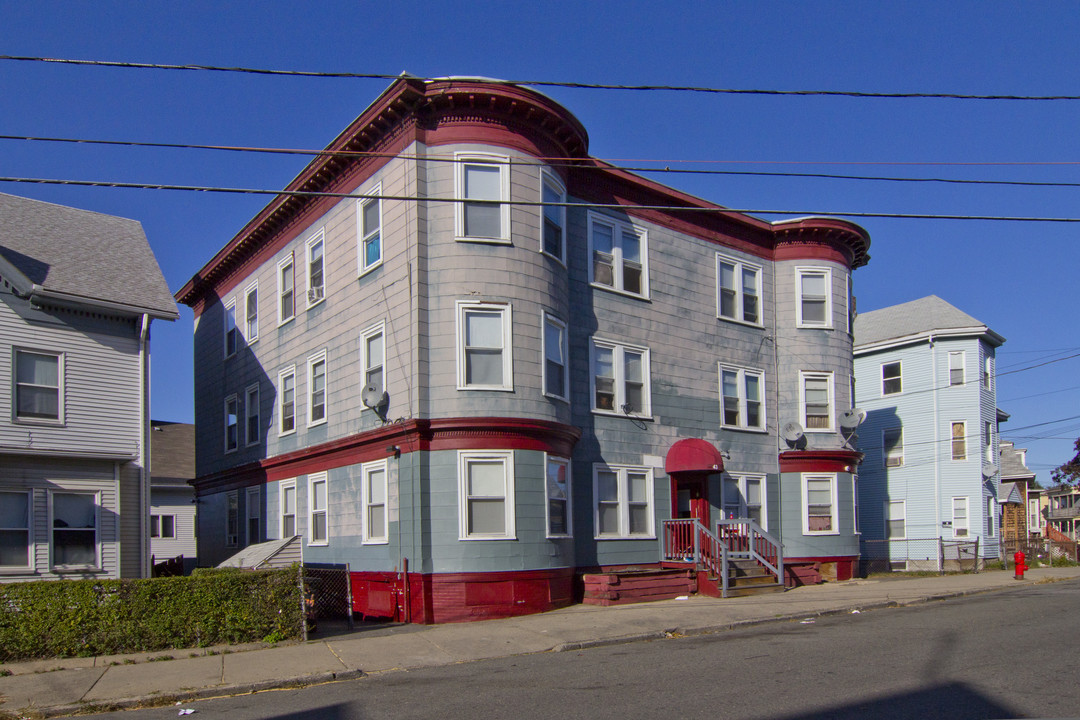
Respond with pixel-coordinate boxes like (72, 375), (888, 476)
(781, 421), (805, 445)
(361, 385), (389, 417)
(982, 463), (1000, 478)
(839, 408), (867, 431)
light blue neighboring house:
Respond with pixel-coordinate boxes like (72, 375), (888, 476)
(853, 296), (1005, 571)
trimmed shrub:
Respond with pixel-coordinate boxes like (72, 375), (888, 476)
(0, 567), (303, 661)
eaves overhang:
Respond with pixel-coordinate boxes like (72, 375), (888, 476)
(854, 325), (1005, 355)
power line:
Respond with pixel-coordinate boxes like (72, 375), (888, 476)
(5, 56), (1080, 101)
(8, 175), (1080, 223)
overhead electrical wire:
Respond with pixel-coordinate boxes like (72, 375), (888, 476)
(5, 55), (1080, 101)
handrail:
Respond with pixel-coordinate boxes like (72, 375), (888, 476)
(715, 518), (784, 583)
(661, 517), (785, 597)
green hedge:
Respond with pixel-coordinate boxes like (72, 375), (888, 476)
(0, 567), (303, 662)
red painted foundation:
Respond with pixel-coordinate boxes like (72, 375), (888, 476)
(784, 556), (857, 586)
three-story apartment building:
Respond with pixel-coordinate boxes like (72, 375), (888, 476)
(178, 77), (871, 622)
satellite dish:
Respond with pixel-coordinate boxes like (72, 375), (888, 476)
(361, 384), (389, 415)
(839, 408), (867, 431)
(781, 421), (805, 445)
(982, 463), (1000, 478)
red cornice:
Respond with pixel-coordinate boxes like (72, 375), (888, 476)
(191, 416), (582, 495)
(778, 449), (863, 474)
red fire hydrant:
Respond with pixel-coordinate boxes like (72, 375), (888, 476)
(1013, 551), (1027, 580)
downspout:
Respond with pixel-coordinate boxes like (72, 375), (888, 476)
(929, 334), (940, 542)
(138, 313), (151, 578)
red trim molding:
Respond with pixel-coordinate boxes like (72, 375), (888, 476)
(778, 449), (862, 474)
(191, 416), (582, 495)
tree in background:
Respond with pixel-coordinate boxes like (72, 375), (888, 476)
(1052, 438), (1080, 485)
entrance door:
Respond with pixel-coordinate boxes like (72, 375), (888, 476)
(671, 474), (708, 526)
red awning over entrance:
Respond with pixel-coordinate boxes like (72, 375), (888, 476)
(665, 438), (724, 474)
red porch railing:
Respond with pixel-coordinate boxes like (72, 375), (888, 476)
(661, 518), (784, 598)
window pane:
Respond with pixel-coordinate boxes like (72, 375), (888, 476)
(742, 268), (759, 322)
(365, 233), (381, 267)
(465, 164), (500, 200)
(368, 506), (386, 539)
(54, 494), (94, 529)
(0, 530), (29, 566)
(548, 500), (567, 535)
(312, 481), (326, 510)
(596, 471), (618, 502)
(1, 492), (28, 527)
(363, 199), (380, 236)
(543, 182), (563, 257)
(53, 530), (95, 565)
(468, 461), (505, 497)
(547, 461), (568, 500)
(469, 499), (505, 534)
(17, 387), (58, 419)
(627, 472), (648, 503)
(368, 469), (386, 504)
(628, 504), (649, 535)
(746, 478), (762, 506)
(284, 515), (296, 537)
(466, 311), (503, 348)
(283, 486), (296, 514)
(367, 333), (384, 369)
(464, 203), (501, 238)
(466, 350), (503, 386)
(17, 352), (58, 385)
(312, 513), (327, 542)
(162, 515), (175, 538)
(598, 503), (619, 535)
(309, 241), (324, 288)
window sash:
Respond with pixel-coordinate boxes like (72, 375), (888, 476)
(457, 303), (512, 390)
(589, 214), (648, 297)
(281, 483), (297, 538)
(543, 315), (568, 400)
(361, 324), (385, 393)
(803, 475), (836, 534)
(309, 475), (328, 544)
(308, 353), (327, 425)
(278, 368), (296, 435)
(546, 456), (571, 537)
(363, 462), (388, 544)
(801, 373), (833, 431)
(881, 362), (902, 395)
(307, 234), (325, 303)
(951, 422), (967, 460)
(591, 341), (650, 416)
(716, 256), (761, 324)
(720, 366), (765, 430)
(593, 466), (654, 539)
(15, 350), (61, 420)
(797, 269), (831, 327)
(278, 255), (295, 324)
(886, 501), (906, 539)
(224, 302), (238, 357)
(245, 283), (258, 341)
(459, 452), (515, 539)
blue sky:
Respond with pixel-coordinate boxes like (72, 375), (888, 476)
(2, 2), (1078, 483)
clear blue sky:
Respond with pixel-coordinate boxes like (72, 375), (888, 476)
(2, 2), (1077, 483)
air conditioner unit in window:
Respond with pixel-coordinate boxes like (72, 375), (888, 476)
(308, 287), (324, 303)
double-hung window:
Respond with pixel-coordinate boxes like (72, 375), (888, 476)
(983, 355), (993, 390)
(245, 384), (260, 446)
(541, 171), (566, 263)
(358, 187), (382, 275)
(224, 395), (239, 452)
(543, 313), (569, 401)
(881, 361), (902, 396)
(307, 350), (327, 426)
(546, 455), (571, 537)
(719, 365), (764, 431)
(716, 254), (761, 325)
(721, 474), (766, 529)
(457, 154), (509, 242)
(883, 427), (904, 467)
(360, 323), (385, 394)
(949, 351), (965, 386)
(952, 497), (969, 538)
(362, 460), (388, 544)
(14, 349), (62, 422)
(594, 465), (653, 539)
(52, 492), (98, 567)
(588, 213), (648, 298)
(800, 371), (834, 431)
(987, 496), (996, 537)
(225, 490), (239, 547)
(308, 473), (328, 545)
(150, 514), (175, 540)
(591, 339), (650, 416)
(244, 280), (258, 343)
(280, 480), (297, 537)
(951, 421), (967, 460)
(984, 421), (994, 463)
(306, 231), (326, 307)
(796, 267), (832, 328)
(458, 451), (516, 540)
(223, 300), (238, 358)
(278, 253), (295, 325)
(803, 474), (837, 535)
(246, 487), (260, 544)
(0, 490), (31, 568)
(885, 500), (906, 540)
(278, 366), (296, 436)
(457, 302), (513, 391)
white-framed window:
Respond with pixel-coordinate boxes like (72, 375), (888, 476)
(245, 383), (260, 446)
(883, 427), (904, 467)
(308, 473), (328, 545)
(13, 349), (63, 422)
(984, 421), (994, 463)
(949, 351), (965, 386)
(796, 267), (832, 328)
(358, 186), (382, 275)
(800, 371), (834, 432)
(594, 465), (654, 539)
(280, 480), (297, 538)
(278, 366), (296, 436)
(951, 421), (967, 460)
(591, 339), (650, 417)
(545, 455), (572, 538)
(224, 395), (239, 453)
(721, 473), (767, 529)
(51, 491), (98, 568)
(803, 474), (837, 535)
(246, 487), (260, 544)
(306, 230), (326, 307)
(852, 474), (859, 534)
(458, 451), (516, 540)
(986, 496), (995, 538)
(360, 322), (385, 394)
(224, 300), (238, 358)
(150, 513), (175, 540)
(716, 254), (762, 325)
(225, 490), (239, 547)
(588, 212), (648, 299)
(277, 253), (295, 325)
(542, 313), (569, 401)
(719, 365), (765, 431)
(541, 170), (567, 263)
(362, 460), (388, 544)
(307, 350), (327, 426)
(456, 301), (513, 391)
(244, 280), (259, 343)
(0, 490), (31, 569)
(845, 273), (852, 335)
(456, 153), (509, 242)
(952, 496), (969, 538)
(983, 355), (993, 390)
(881, 361), (902, 396)
(885, 500), (906, 540)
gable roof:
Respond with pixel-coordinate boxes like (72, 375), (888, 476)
(854, 295), (1004, 351)
(999, 481), (1024, 504)
(150, 421), (195, 488)
(0, 192), (179, 319)
(999, 440), (1037, 483)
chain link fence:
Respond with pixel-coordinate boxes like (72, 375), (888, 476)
(861, 537), (985, 575)
(301, 563), (354, 637)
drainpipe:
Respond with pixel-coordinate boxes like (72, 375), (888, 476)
(930, 334), (941, 543)
(138, 313), (151, 578)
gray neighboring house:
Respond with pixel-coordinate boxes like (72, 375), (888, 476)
(0, 192), (178, 582)
(150, 420), (197, 573)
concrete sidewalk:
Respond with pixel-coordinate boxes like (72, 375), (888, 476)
(2, 567), (1078, 718)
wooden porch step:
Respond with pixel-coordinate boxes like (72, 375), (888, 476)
(724, 583), (786, 598)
